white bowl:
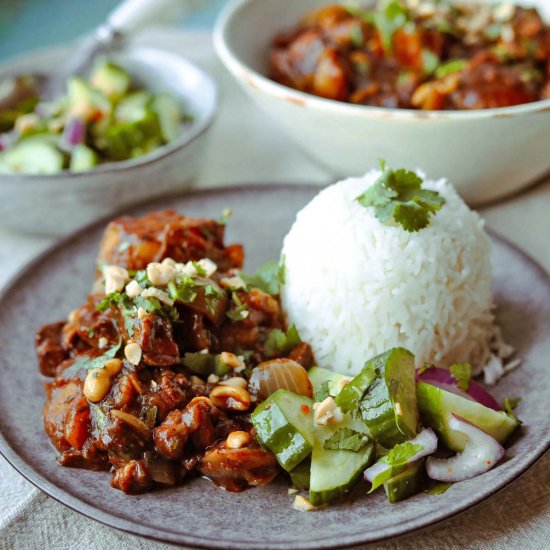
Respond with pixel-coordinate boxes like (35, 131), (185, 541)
(0, 44), (217, 235)
(214, 0), (550, 205)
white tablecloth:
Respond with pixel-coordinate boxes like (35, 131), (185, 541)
(1, 30), (549, 550)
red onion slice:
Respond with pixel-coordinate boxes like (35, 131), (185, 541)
(61, 118), (86, 149)
(426, 414), (505, 482)
(418, 367), (501, 411)
(364, 428), (438, 483)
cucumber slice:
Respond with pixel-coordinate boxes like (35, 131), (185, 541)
(152, 92), (182, 143)
(90, 59), (131, 100)
(115, 91), (152, 123)
(417, 382), (519, 451)
(1, 137), (64, 174)
(308, 367), (349, 397)
(251, 389), (314, 471)
(335, 362), (377, 413)
(309, 440), (374, 506)
(384, 459), (425, 503)
(70, 144), (98, 172)
(181, 353), (231, 378)
(359, 348), (418, 448)
(289, 458), (310, 490)
(67, 77), (111, 121)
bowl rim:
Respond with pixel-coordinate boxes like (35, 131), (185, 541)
(214, 0), (550, 122)
(0, 44), (218, 181)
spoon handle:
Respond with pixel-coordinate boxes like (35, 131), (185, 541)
(107, 0), (200, 35)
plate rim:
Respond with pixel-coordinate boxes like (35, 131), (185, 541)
(1, 183), (549, 549)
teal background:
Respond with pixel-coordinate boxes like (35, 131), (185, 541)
(0, 0), (224, 62)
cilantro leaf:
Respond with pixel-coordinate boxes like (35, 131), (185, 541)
(422, 49), (440, 76)
(503, 396), (523, 424)
(435, 59), (467, 79)
(355, 160), (445, 232)
(371, 0), (409, 52)
(449, 363), (472, 392)
(241, 259), (285, 295)
(65, 340), (122, 375)
(368, 441), (423, 493)
(264, 325), (301, 358)
(393, 202), (430, 232)
(192, 261), (207, 277)
(323, 428), (370, 452)
(218, 207), (232, 225)
(226, 292), (249, 322)
(315, 380), (331, 402)
(381, 441), (423, 468)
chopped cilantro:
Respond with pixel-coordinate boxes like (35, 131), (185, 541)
(433, 20), (457, 35)
(381, 441), (423, 468)
(218, 208), (233, 225)
(449, 363), (471, 392)
(315, 380), (331, 402)
(87, 327), (95, 338)
(134, 269), (150, 288)
(241, 259), (285, 295)
(264, 325), (301, 358)
(142, 405), (158, 428)
(65, 340), (122, 375)
(422, 49), (440, 76)
(519, 68), (543, 84)
(355, 160), (446, 232)
(371, 0), (410, 52)
(425, 481), (453, 495)
(435, 59), (466, 79)
(203, 282), (223, 314)
(350, 23), (364, 48)
(226, 292), (249, 322)
(98, 287), (178, 338)
(168, 277), (198, 304)
(503, 397), (523, 424)
(323, 428), (370, 452)
(369, 441), (423, 493)
(192, 261), (207, 277)
(279, 255), (286, 285)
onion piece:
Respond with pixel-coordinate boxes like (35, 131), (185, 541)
(426, 414), (505, 482)
(144, 452), (176, 485)
(364, 428), (438, 483)
(61, 117), (86, 149)
(418, 367), (501, 411)
(110, 409), (151, 440)
(248, 358), (313, 400)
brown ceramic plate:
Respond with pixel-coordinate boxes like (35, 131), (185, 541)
(0, 185), (549, 549)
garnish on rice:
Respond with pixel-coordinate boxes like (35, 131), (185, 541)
(355, 160), (445, 232)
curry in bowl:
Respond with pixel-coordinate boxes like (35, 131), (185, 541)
(269, 0), (550, 109)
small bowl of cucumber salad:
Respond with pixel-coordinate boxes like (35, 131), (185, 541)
(0, 45), (217, 234)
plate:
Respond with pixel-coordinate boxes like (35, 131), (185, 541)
(0, 185), (549, 549)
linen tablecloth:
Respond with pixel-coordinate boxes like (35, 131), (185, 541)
(1, 30), (549, 550)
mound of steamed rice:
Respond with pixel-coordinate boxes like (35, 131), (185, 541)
(281, 170), (514, 382)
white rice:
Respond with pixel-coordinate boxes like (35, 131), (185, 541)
(281, 170), (511, 380)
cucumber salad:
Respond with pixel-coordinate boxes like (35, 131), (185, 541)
(252, 347), (520, 510)
(0, 59), (190, 174)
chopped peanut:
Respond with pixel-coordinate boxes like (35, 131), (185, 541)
(124, 342), (142, 365)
